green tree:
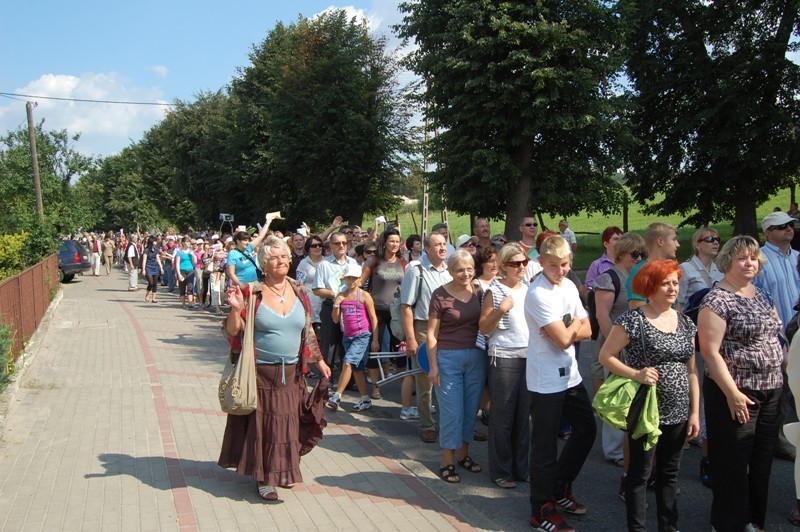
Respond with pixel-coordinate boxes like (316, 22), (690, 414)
(233, 10), (415, 228)
(0, 123), (94, 235)
(397, 0), (630, 240)
(623, 0), (800, 236)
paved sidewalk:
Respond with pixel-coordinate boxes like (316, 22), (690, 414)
(0, 272), (474, 532)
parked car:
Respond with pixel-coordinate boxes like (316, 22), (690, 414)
(57, 240), (90, 282)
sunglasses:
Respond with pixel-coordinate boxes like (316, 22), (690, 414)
(364, 250), (376, 255)
(332, 241), (348, 246)
(308, 243), (323, 249)
(523, 222), (538, 227)
(462, 242), (476, 248)
(493, 239), (507, 244)
(631, 251), (647, 260)
(506, 259), (529, 268)
(769, 222), (793, 230)
(700, 236), (721, 243)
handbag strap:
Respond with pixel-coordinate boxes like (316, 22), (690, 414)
(636, 310), (649, 367)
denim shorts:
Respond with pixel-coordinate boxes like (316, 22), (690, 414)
(342, 333), (371, 371)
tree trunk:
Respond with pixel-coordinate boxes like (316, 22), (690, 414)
(503, 141), (535, 241)
(732, 192), (759, 239)
(348, 208), (364, 228)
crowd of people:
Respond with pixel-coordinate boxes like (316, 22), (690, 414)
(70, 208), (800, 531)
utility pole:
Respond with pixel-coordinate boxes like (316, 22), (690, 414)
(26, 102), (44, 223)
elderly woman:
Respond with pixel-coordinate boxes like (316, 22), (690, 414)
(600, 260), (700, 532)
(219, 236), (332, 502)
(479, 244), (530, 488)
(294, 235), (326, 335)
(427, 249), (486, 483)
(592, 232), (646, 465)
(698, 236), (783, 532)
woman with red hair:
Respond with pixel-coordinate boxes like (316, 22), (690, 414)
(599, 259), (700, 532)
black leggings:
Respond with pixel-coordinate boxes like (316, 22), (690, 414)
(146, 274), (159, 293)
(179, 270), (195, 297)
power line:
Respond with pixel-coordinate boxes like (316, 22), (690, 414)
(0, 91), (178, 106)
(0, 93), (28, 103)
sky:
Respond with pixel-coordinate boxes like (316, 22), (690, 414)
(0, 1), (405, 158)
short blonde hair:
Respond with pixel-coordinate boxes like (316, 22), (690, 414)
(447, 248), (475, 272)
(644, 222), (676, 248)
(538, 235), (571, 260)
(257, 235), (292, 270)
(497, 243), (527, 278)
(691, 227), (719, 256)
(613, 232), (646, 263)
(715, 235), (766, 273)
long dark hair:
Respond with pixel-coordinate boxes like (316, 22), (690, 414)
(147, 236), (156, 251)
(377, 229), (402, 263)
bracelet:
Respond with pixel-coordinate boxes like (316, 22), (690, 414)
(333, 304), (340, 309)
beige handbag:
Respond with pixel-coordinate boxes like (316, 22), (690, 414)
(218, 285), (258, 415)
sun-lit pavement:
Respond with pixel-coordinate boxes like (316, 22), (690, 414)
(0, 269), (797, 531)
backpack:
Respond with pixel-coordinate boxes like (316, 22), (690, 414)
(389, 264), (423, 342)
(587, 269), (621, 340)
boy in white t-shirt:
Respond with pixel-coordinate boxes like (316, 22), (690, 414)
(525, 236), (596, 532)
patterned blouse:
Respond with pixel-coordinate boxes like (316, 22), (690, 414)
(615, 308), (696, 426)
(699, 287), (783, 391)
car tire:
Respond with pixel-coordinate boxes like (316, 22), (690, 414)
(61, 273), (74, 283)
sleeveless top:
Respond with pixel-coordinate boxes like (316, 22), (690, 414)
(340, 289), (370, 336)
(370, 258), (406, 311)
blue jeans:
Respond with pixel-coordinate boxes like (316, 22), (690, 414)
(163, 263), (175, 291)
(434, 348), (486, 450)
(342, 333), (371, 371)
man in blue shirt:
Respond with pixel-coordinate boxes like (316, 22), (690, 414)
(754, 211), (800, 461)
(314, 231), (358, 366)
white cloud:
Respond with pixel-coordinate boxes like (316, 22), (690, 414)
(317, 5), (379, 33)
(150, 65), (169, 78)
(0, 72), (169, 157)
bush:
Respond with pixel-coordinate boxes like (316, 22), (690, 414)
(0, 233), (26, 280)
(0, 225), (57, 282)
(0, 321), (13, 377)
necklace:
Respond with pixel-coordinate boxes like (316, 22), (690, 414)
(266, 282), (288, 303)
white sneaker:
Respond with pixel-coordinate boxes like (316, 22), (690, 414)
(351, 399), (372, 412)
(400, 406), (419, 420)
(326, 393), (341, 411)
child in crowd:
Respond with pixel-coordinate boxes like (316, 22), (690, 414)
(525, 235), (596, 532)
(326, 263), (379, 412)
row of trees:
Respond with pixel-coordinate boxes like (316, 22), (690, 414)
(3, 4), (800, 241)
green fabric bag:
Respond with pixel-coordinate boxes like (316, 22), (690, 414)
(592, 312), (661, 451)
(592, 374), (661, 450)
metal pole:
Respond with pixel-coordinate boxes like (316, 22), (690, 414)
(26, 102), (44, 223)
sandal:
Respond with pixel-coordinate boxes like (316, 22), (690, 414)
(439, 464), (460, 483)
(257, 484), (279, 501)
(457, 455), (482, 473)
(495, 478), (517, 489)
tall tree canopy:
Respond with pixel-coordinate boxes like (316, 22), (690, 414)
(623, 0), (800, 236)
(397, 0), (630, 239)
(232, 10), (415, 227)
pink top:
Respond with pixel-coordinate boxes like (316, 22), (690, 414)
(340, 289), (370, 336)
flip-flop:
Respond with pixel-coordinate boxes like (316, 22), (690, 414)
(257, 485), (279, 501)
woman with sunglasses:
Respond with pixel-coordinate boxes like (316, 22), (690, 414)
(592, 232), (646, 467)
(295, 235), (326, 338)
(360, 230), (415, 409)
(478, 244), (531, 489)
(677, 228), (723, 312)
(677, 227), (724, 489)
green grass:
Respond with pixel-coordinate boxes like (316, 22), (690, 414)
(380, 188), (795, 271)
